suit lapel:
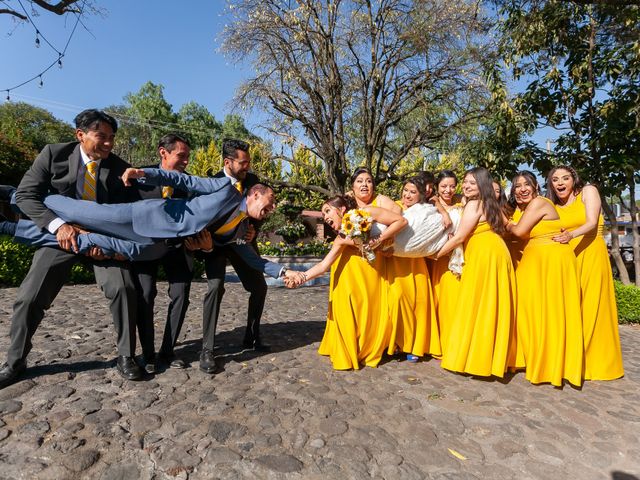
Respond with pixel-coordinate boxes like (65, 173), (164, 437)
(96, 156), (113, 203)
(64, 145), (82, 198)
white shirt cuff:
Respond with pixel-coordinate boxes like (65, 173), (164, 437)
(47, 218), (66, 234)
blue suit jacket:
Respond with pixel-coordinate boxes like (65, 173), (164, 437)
(139, 169), (283, 278)
(132, 169), (241, 238)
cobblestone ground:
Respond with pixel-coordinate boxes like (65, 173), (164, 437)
(0, 282), (638, 480)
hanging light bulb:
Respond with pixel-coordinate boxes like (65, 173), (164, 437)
(35, 31), (40, 48)
(5, 91), (10, 101)
(39, 75), (44, 88)
(58, 56), (63, 69)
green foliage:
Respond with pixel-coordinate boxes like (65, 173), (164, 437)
(0, 236), (95, 286)
(0, 236), (206, 287)
(614, 281), (640, 324)
(257, 239), (331, 257)
(0, 102), (74, 185)
(109, 82), (261, 168)
(0, 134), (36, 186)
(188, 141), (222, 177)
(0, 102), (75, 152)
(0, 236), (35, 286)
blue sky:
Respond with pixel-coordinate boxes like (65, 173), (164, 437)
(0, 1), (252, 127)
(0, 0), (557, 156)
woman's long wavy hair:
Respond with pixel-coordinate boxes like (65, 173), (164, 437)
(401, 175), (427, 204)
(508, 171), (540, 211)
(546, 165), (584, 205)
(465, 167), (506, 235)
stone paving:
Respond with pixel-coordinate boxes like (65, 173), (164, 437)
(0, 282), (638, 480)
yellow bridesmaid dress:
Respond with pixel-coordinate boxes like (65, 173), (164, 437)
(508, 208), (525, 268)
(384, 199), (440, 357)
(441, 222), (516, 377)
(385, 245), (441, 358)
(430, 205), (462, 359)
(318, 248), (389, 370)
(515, 205), (584, 386)
(556, 192), (624, 380)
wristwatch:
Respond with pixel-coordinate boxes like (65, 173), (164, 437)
(280, 266), (289, 278)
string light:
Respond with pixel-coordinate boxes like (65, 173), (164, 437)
(2, 1), (85, 101)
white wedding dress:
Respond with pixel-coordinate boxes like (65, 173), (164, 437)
(372, 202), (464, 274)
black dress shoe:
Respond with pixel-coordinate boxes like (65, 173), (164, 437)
(158, 351), (187, 369)
(142, 356), (157, 374)
(199, 349), (219, 374)
(116, 356), (143, 381)
(0, 361), (26, 389)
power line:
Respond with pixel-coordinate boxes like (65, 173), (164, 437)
(8, 92), (226, 139)
(2, 0), (85, 99)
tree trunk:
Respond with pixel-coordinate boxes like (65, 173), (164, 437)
(602, 200), (631, 284)
(625, 178), (639, 286)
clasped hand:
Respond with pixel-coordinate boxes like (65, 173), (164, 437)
(283, 270), (306, 289)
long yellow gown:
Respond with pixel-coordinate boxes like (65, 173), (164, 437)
(441, 222), (517, 377)
(555, 192), (624, 380)
(515, 206), (584, 386)
(318, 247), (389, 370)
(430, 205), (462, 359)
(508, 208), (525, 268)
(385, 205), (440, 357)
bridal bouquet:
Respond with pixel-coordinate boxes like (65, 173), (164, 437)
(340, 209), (376, 262)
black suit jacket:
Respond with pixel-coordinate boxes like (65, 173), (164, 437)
(15, 142), (135, 230)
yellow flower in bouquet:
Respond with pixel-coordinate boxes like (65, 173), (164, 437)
(339, 209), (376, 262)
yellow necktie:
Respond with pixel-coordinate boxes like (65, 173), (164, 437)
(82, 161), (98, 201)
(235, 180), (243, 193)
(162, 186), (173, 199)
(215, 211), (247, 235)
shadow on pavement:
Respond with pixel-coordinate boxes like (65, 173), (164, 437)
(173, 319), (327, 368)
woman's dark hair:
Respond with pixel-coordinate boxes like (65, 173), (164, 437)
(508, 171), (539, 210)
(323, 195), (358, 232)
(435, 170), (458, 188)
(546, 165), (584, 204)
(324, 194), (358, 212)
(401, 175), (427, 204)
(494, 179), (513, 218)
(350, 167), (375, 188)
(464, 167), (505, 235)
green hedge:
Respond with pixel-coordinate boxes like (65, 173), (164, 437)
(614, 281), (640, 324)
(0, 235), (204, 287)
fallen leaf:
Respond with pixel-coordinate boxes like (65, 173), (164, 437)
(448, 448), (467, 460)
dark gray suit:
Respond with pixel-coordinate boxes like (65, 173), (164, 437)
(132, 165), (193, 362)
(7, 142), (139, 369)
(201, 170), (268, 351)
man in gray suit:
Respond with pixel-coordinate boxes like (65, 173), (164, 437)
(0, 109), (142, 389)
(132, 134), (194, 372)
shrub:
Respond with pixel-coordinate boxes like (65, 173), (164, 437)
(0, 235), (206, 287)
(614, 280), (640, 324)
(258, 239), (331, 257)
(0, 236), (35, 287)
(0, 235), (95, 286)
